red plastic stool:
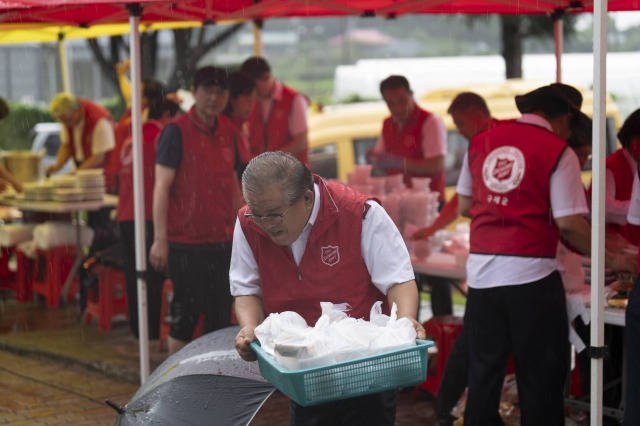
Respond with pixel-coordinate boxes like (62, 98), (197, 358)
(31, 246), (79, 307)
(85, 264), (129, 330)
(415, 315), (465, 397)
(15, 250), (33, 302)
(0, 246), (17, 294)
(158, 279), (203, 351)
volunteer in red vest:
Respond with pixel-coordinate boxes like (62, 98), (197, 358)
(590, 108), (640, 246)
(367, 75), (447, 203)
(48, 92), (115, 175)
(107, 67), (167, 194)
(413, 92), (505, 242)
(412, 91), (508, 426)
(231, 151), (426, 426)
(222, 70), (256, 166)
(149, 66), (243, 355)
(456, 83), (595, 425)
(240, 56), (309, 164)
(624, 167), (640, 426)
(116, 98), (180, 340)
(368, 75), (451, 317)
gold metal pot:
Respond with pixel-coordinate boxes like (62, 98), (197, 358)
(1, 150), (45, 183)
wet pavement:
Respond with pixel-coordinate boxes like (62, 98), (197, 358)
(0, 290), (441, 425)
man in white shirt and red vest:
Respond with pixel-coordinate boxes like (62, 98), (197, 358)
(240, 56), (309, 164)
(48, 93), (117, 254)
(48, 93), (115, 176)
(587, 108), (640, 246)
(368, 75), (452, 317)
(149, 66), (244, 355)
(231, 151), (426, 426)
(456, 83), (595, 425)
(368, 75), (447, 203)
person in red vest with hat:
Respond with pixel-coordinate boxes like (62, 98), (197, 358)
(240, 56), (309, 164)
(149, 66), (244, 355)
(48, 92), (115, 175)
(457, 83), (607, 425)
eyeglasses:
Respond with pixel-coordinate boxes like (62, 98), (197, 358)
(244, 204), (293, 226)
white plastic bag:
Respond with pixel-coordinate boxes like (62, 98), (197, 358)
(254, 311), (308, 356)
(369, 303), (417, 354)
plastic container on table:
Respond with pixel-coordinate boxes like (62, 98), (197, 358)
(250, 339), (433, 407)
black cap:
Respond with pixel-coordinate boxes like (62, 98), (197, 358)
(240, 56), (271, 81)
(192, 66), (229, 89)
(617, 108), (640, 148)
(516, 83), (592, 146)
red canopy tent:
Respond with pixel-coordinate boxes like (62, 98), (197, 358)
(0, 0), (638, 22)
(0, 2), (633, 422)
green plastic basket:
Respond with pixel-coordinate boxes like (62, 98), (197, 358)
(250, 339), (434, 407)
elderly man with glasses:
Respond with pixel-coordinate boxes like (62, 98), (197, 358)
(231, 151), (425, 426)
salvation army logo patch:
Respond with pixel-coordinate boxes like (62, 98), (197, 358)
(482, 146), (525, 193)
(321, 245), (340, 266)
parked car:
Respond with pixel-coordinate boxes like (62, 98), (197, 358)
(30, 122), (74, 177)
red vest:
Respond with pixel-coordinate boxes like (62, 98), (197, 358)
(116, 120), (163, 223)
(382, 105), (445, 202)
(65, 99), (113, 167)
(247, 84), (308, 165)
(238, 176), (387, 324)
(606, 149), (640, 245)
(104, 108), (133, 194)
(468, 122), (567, 258)
(167, 107), (239, 245)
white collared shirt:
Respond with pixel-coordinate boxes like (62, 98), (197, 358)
(229, 182), (414, 298)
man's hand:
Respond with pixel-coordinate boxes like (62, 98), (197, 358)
(46, 164), (59, 176)
(409, 317), (427, 340)
(235, 325), (258, 361)
(412, 225), (437, 241)
(366, 151), (403, 169)
(149, 238), (169, 272)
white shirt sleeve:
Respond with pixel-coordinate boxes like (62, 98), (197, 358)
(60, 126), (69, 145)
(288, 94), (309, 137)
(551, 148), (589, 219)
(91, 118), (116, 155)
(229, 218), (263, 297)
(421, 114), (447, 159)
(361, 201), (415, 295)
(628, 172), (640, 225)
(604, 168), (631, 225)
(455, 152), (472, 197)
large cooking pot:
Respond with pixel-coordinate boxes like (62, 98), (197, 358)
(1, 150), (45, 183)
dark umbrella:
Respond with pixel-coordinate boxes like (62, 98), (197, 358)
(112, 326), (275, 425)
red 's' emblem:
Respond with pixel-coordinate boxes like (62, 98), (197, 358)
(321, 245), (340, 266)
(493, 158), (514, 181)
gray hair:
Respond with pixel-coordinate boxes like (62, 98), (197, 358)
(447, 92), (490, 116)
(242, 151), (313, 206)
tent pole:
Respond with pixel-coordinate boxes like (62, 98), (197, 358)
(552, 10), (563, 83)
(253, 19), (263, 56)
(57, 33), (70, 92)
(591, 0), (607, 423)
(128, 3), (150, 384)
